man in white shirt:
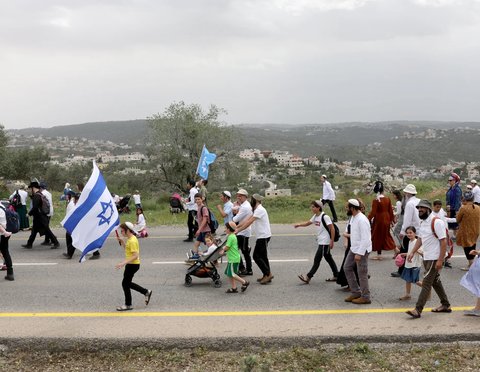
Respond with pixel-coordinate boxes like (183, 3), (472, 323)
(0, 205), (14, 280)
(406, 199), (451, 318)
(344, 199), (372, 304)
(184, 180), (199, 242)
(471, 180), (480, 205)
(392, 184), (421, 277)
(40, 182), (56, 247)
(232, 189), (253, 276)
(216, 191), (234, 224)
(235, 194), (273, 284)
(320, 175), (338, 222)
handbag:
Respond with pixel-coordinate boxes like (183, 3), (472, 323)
(395, 254), (405, 268)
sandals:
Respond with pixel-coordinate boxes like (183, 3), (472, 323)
(325, 277), (337, 282)
(226, 288), (238, 294)
(406, 309), (421, 319)
(116, 305), (133, 311)
(298, 274), (310, 284)
(241, 281), (250, 292)
(145, 290), (153, 306)
(431, 306), (452, 313)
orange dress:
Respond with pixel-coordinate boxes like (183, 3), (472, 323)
(368, 196), (396, 252)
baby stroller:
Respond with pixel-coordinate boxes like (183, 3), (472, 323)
(117, 195), (131, 214)
(184, 241), (225, 288)
(170, 193), (184, 214)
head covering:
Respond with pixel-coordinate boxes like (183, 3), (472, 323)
(373, 180), (384, 194)
(312, 200), (323, 208)
(222, 191), (231, 198)
(403, 184), (417, 195)
(124, 222), (138, 234)
(39, 182), (47, 189)
(236, 189), (249, 197)
(449, 172), (460, 183)
(416, 199), (432, 210)
(252, 193), (264, 201)
(348, 198), (360, 207)
(321, 174), (327, 179)
(467, 185), (473, 190)
(28, 181), (40, 189)
(463, 191), (474, 202)
(471, 180), (477, 184)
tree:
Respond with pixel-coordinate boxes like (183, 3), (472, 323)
(147, 102), (238, 191)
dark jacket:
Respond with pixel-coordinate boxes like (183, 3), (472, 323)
(28, 191), (49, 234)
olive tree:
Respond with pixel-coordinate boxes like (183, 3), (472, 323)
(147, 101), (242, 191)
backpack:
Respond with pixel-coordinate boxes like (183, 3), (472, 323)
(0, 205), (20, 234)
(202, 206), (219, 234)
(321, 213), (340, 242)
(38, 192), (51, 215)
(10, 190), (22, 209)
(431, 217), (454, 259)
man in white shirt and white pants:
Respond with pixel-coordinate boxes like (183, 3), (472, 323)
(320, 175), (338, 222)
(406, 199), (451, 318)
(471, 180), (480, 206)
(344, 199), (372, 305)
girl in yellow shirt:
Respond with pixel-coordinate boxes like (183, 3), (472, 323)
(115, 222), (152, 311)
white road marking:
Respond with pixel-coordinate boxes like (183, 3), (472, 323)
(13, 263), (58, 266)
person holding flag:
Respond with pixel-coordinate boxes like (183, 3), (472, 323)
(62, 162), (120, 262)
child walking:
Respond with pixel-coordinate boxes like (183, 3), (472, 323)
(115, 222), (152, 311)
(221, 222), (249, 293)
(399, 226), (423, 301)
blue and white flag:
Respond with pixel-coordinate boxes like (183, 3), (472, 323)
(61, 162), (120, 262)
(196, 144), (217, 180)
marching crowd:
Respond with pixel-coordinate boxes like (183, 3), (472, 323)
(2, 173), (480, 316)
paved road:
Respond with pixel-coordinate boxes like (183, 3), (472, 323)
(1, 224), (478, 344)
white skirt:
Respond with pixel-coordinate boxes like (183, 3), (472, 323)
(460, 256), (480, 298)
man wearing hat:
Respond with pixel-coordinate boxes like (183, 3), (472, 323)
(232, 189), (253, 276)
(40, 182), (55, 246)
(392, 184), (420, 278)
(235, 193), (273, 284)
(22, 181), (60, 249)
(344, 199), (372, 304)
(446, 173), (462, 238)
(216, 191), (234, 224)
(320, 175), (338, 223)
(406, 199), (452, 318)
(471, 180), (480, 206)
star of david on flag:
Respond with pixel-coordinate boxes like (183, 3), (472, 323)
(61, 162), (119, 262)
(196, 144), (217, 180)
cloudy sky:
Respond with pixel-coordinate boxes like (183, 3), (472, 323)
(1, 0), (480, 129)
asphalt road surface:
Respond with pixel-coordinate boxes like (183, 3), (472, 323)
(1, 224), (478, 343)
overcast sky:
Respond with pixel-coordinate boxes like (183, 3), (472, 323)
(1, 0), (480, 129)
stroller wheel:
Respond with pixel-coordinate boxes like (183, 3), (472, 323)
(214, 279), (222, 288)
(184, 275), (193, 287)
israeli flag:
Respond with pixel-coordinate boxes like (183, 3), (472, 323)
(61, 162), (120, 262)
(196, 144), (217, 180)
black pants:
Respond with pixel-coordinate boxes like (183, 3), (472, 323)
(308, 244), (338, 279)
(337, 247), (358, 287)
(397, 235), (409, 274)
(187, 210), (198, 240)
(122, 264), (147, 306)
(66, 233), (76, 257)
(27, 224), (59, 246)
(0, 235), (12, 274)
(43, 216), (52, 243)
(238, 235), (252, 272)
(464, 244), (476, 260)
(253, 237), (271, 276)
(321, 199), (338, 222)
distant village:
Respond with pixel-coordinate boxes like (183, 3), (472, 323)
(7, 132), (480, 191)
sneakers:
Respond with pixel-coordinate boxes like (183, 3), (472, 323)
(21, 244), (32, 249)
(0, 265), (6, 271)
(145, 290), (153, 306)
(239, 270), (253, 276)
(352, 297), (371, 305)
(344, 294), (361, 302)
(464, 309), (480, 317)
(116, 305), (133, 311)
(189, 254), (200, 260)
(391, 272), (401, 278)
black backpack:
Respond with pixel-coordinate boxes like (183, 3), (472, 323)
(38, 192), (50, 215)
(0, 205), (20, 234)
(10, 190), (22, 209)
(321, 213), (340, 242)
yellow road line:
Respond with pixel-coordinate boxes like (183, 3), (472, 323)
(0, 307), (473, 318)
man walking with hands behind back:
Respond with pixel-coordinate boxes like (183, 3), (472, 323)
(406, 199), (452, 319)
(321, 175), (338, 222)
